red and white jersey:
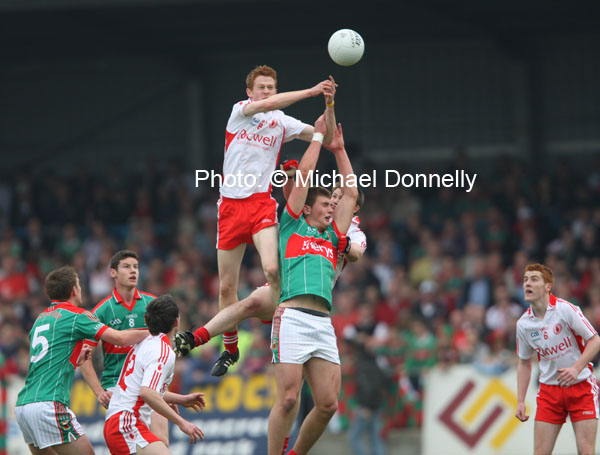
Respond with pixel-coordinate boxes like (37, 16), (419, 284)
(221, 99), (308, 199)
(105, 334), (175, 426)
(516, 294), (597, 385)
(332, 216), (367, 287)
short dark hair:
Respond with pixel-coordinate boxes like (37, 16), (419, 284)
(305, 186), (331, 208)
(145, 295), (179, 335)
(110, 250), (138, 271)
(45, 266), (77, 301)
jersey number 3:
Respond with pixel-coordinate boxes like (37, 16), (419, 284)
(118, 352), (137, 391)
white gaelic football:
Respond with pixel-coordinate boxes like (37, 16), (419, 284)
(327, 29), (365, 66)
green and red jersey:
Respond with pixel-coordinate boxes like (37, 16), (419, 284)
(278, 203), (341, 310)
(91, 288), (155, 390)
(16, 301), (108, 407)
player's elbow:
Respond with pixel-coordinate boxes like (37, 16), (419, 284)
(139, 386), (153, 401)
(346, 246), (363, 262)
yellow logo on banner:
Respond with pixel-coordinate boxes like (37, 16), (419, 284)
(460, 379), (520, 449)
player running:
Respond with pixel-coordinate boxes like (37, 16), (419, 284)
(15, 266), (149, 455)
(515, 263), (600, 455)
(104, 294), (205, 455)
(211, 65), (336, 376)
(79, 250), (171, 445)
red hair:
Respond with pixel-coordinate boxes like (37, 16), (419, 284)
(524, 263), (554, 288)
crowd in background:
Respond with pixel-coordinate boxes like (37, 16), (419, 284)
(1, 151), (600, 442)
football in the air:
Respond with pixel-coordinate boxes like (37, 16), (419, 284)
(327, 29), (365, 66)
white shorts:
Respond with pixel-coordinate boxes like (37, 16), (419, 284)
(104, 411), (161, 454)
(15, 401), (84, 449)
(271, 307), (340, 364)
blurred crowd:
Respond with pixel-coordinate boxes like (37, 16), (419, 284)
(1, 152), (600, 439)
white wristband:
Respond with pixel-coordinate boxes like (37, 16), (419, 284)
(312, 132), (324, 144)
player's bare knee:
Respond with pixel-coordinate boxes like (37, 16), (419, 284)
(242, 296), (262, 315)
(219, 281), (237, 302)
(280, 394), (299, 414)
(315, 399), (338, 417)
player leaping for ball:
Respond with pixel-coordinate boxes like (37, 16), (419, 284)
(210, 65), (337, 376)
(266, 114), (357, 455)
(173, 183), (366, 356)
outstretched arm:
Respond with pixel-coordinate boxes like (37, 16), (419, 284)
(299, 76), (337, 144)
(101, 327), (148, 347)
(287, 113), (328, 216)
(325, 123), (358, 235)
(243, 79), (333, 117)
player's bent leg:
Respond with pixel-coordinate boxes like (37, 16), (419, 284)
(134, 441), (171, 455)
(572, 418), (598, 455)
(204, 285), (274, 338)
(268, 363), (304, 455)
(533, 421), (562, 455)
(49, 435), (94, 455)
(292, 358), (341, 455)
(252, 226), (281, 306)
(149, 412), (169, 447)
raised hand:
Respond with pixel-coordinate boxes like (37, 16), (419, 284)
(323, 123), (345, 153)
(324, 75), (337, 105)
(314, 113), (327, 135)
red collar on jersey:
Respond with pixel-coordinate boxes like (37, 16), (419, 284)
(527, 294), (558, 317)
(113, 287), (141, 311)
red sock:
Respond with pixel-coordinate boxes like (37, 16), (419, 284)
(193, 327), (210, 346)
(223, 331), (238, 354)
(287, 450), (297, 455)
(281, 436), (290, 455)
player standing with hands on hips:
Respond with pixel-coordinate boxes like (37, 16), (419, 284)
(515, 263), (600, 455)
(210, 65), (337, 376)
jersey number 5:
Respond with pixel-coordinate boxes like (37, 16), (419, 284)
(30, 324), (50, 363)
(118, 352), (137, 391)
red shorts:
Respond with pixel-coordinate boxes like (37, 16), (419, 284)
(104, 411), (161, 454)
(536, 376), (599, 424)
(217, 193), (278, 250)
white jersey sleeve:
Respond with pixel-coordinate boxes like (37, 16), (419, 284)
(558, 299), (597, 341)
(332, 216), (366, 287)
(515, 296), (598, 385)
(347, 217), (367, 253)
(221, 100), (309, 199)
(516, 318), (534, 360)
(140, 337), (175, 395)
(105, 334), (175, 426)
